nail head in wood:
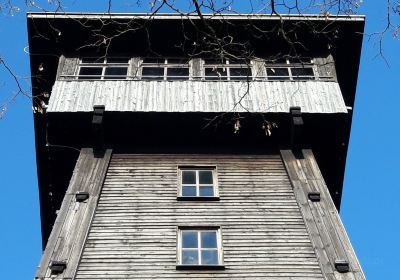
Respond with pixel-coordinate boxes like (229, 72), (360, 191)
(50, 261), (67, 274)
(308, 192), (321, 202)
(335, 259), (350, 273)
(75, 191), (89, 202)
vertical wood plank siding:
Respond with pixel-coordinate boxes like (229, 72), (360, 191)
(75, 154), (324, 279)
(47, 80), (347, 114)
(35, 149), (112, 280)
(280, 150), (365, 280)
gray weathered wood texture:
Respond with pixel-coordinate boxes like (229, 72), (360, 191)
(55, 55), (66, 80)
(128, 57), (141, 78)
(189, 58), (202, 79)
(74, 154), (324, 279)
(280, 150), (365, 280)
(59, 57), (79, 80)
(47, 80), (347, 113)
(35, 148), (112, 280)
(314, 54), (337, 81)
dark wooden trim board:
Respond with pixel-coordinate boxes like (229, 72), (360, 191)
(35, 148), (112, 280)
(280, 149), (365, 280)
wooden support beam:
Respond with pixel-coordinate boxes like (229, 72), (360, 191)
(289, 106), (304, 153)
(35, 148), (112, 280)
(280, 149), (365, 280)
(92, 105), (105, 157)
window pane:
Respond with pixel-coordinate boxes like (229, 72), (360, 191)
(182, 170), (196, 184)
(266, 67), (289, 80)
(182, 232), (198, 248)
(182, 185), (196, 197)
(167, 67), (189, 80)
(291, 67), (315, 80)
(104, 67), (128, 79)
(198, 170), (213, 184)
(201, 231), (217, 248)
(205, 68), (227, 80)
(182, 250), (198, 265)
(201, 250), (218, 265)
(78, 67), (102, 79)
(142, 67), (164, 80)
(230, 67), (252, 80)
(199, 186), (214, 197)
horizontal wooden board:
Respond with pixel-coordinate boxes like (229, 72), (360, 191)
(76, 154), (323, 279)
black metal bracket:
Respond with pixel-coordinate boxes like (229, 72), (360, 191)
(75, 191), (90, 202)
(290, 106), (304, 154)
(50, 261), (67, 274)
(92, 105), (105, 157)
(308, 192), (321, 202)
(335, 259), (350, 273)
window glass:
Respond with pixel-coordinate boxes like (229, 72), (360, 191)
(182, 171), (196, 184)
(199, 186), (214, 196)
(182, 250), (198, 265)
(167, 67), (189, 80)
(291, 67), (315, 80)
(201, 232), (217, 248)
(104, 67), (128, 79)
(182, 186), (196, 197)
(266, 67), (290, 80)
(201, 250), (218, 265)
(182, 232), (198, 248)
(229, 67), (252, 80)
(205, 68), (228, 80)
(142, 67), (164, 80)
(78, 67), (102, 79)
(198, 171), (213, 184)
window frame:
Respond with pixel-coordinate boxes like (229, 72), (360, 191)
(264, 58), (319, 81)
(177, 166), (219, 201)
(203, 58), (253, 81)
(76, 57), (130, 80)
(176, 226), (225, 270)
(140, 58), (190, 81)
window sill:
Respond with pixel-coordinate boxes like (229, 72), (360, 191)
(176, 265), (225, 270)
(177, 196), (220, 201)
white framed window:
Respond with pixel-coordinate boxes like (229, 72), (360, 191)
(177, 227), (223, 267)
(203, 58), (252, 81)
(178, 167), (218, 199)
(140, 58), (189, 80)
(77, 57), (129, 80)
(265, 57), (317, 81)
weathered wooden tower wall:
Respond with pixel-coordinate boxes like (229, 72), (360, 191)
(27, 14), (366, 280)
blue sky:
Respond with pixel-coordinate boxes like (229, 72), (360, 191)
(0, 1), (399, 279)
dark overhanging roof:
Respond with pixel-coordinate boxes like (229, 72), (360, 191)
(26, 13), (365, 247)
(27, 12), (365, 20)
